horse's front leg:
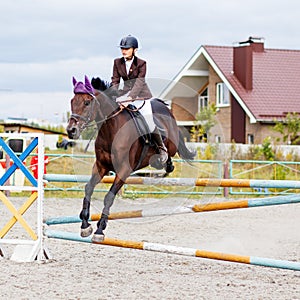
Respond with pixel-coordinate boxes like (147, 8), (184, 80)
(80, 164), (102, 237)
(92, 175), (125, 242)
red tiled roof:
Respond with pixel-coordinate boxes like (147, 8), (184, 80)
(204, 45), (300, 121)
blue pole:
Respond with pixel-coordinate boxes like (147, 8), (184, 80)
(0, 137), (38, 186)
(44, 229), (300, 271)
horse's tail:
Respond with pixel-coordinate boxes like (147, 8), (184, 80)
(177, 131), (196, 160)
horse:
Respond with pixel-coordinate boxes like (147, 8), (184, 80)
(66, 75), (195, 242)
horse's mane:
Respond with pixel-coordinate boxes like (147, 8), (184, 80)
(91, 77), (110, 91)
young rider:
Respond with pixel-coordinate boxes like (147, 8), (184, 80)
(110, 35), (168, 166)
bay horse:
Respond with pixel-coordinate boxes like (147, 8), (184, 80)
(67, 76), (195, 242)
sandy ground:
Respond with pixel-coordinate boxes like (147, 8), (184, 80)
(0, 194), (299, 300)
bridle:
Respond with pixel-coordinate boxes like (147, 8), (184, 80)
(69, 93), (125, 130)
(69, 94), (100, 131)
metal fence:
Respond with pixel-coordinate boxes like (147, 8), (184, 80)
(38, 153), (300, 197)
(43, 153), (224, 196)
(229, 160), (300, 195)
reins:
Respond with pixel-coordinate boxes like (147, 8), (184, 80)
(97, 105), (125, 125)
(70, 94), (124, 152)
(70, 93), (147, 152)
(70, 94), (147, 129)
(70, 94), (125, 129)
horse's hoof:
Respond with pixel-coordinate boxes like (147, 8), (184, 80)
(92, 233), (105, 243)
(165, 163), (174, 173)
(80, 225), (93, 237)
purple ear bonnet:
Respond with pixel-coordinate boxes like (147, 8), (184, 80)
(73, 75), (94, 95)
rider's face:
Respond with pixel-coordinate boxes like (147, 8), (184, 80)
(121, 47), (135, 60)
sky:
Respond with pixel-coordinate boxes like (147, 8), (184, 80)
(0, 0), (300, 123)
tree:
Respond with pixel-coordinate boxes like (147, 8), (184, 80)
(273, 112), (300, 145)
(191, 104), (217, 142)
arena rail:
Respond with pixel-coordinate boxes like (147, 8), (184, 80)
(45, 194), (300, 225)
(44, 174), (300, 189)
(43, 174), (300, 270)
(44, 229), (300, 271)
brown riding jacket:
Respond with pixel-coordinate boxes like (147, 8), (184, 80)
(110, 56), (152, 99)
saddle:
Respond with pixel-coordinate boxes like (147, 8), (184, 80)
(125, 104), (166, 147)
(125, 103), (173, 173)
(126, 104), (154, 145)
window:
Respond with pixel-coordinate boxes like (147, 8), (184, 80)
(247, 134), (254, 144)
(198, 88), (208, 112)
(215, 135), (221, 143)
(216, 83), (230, 106)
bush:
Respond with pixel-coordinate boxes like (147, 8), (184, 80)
(261, 137), (275, 161)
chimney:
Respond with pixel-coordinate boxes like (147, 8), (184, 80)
(233, 36), (264, 90)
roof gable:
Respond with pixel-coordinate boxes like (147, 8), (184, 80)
(163, 42), (300, 123)
(204, 45), (300, 121)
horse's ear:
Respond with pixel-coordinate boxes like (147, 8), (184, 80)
(84, 75), (94, 94)
(72, 77), (77, 86)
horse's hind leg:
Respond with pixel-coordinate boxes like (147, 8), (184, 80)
(80, 164), (101, 237)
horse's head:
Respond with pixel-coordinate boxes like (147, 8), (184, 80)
(67, 75), (98, 139)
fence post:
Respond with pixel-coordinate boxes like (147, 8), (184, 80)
(223, 161), (229, 197)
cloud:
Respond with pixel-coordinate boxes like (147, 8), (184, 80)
(2, 0), (300, 65)
(0, 56), (114, 92)
(1, 0), (300, 121)
(0, 91), (70, 122)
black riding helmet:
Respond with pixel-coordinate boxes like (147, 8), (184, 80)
(119, 35), (138, 49)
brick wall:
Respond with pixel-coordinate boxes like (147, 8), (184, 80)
(171, 96), (198, 121)
(246, 120), (282, 144)
(170, 66), (283, 144)
(207, 66), (231, 143)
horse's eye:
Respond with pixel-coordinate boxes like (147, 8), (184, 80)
(84, 100), (90, 106)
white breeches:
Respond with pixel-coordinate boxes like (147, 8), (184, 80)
(131, 99), (156, 132)
(116, 94), (156, 132)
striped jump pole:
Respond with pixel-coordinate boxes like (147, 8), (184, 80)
(45, 194), (300, 225)
(44, 229), (300, 271)
(44, 174), (300, 189)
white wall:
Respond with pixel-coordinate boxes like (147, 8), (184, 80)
(187, 142), (300, 159)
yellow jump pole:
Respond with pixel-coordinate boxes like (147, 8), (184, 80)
(45, 194), (300, 225)
(44, 229), (300, 271)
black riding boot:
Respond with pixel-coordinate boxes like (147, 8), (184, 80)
(151, 127), (168, 165)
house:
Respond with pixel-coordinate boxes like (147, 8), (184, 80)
(161, 37), (300, 144)
(0, 122), (68, 149)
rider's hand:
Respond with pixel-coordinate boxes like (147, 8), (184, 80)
(116, 95), (133, 103)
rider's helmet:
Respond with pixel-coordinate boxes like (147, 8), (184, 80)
(119, 35), (138, 49)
